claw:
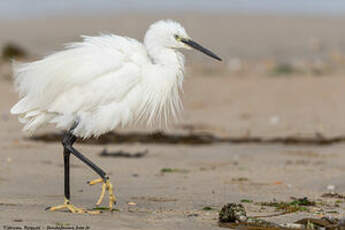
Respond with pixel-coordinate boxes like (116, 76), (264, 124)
(47, 197), (101, 214)
(87, 178), (103, 185)
(96, 182), (106, 206)
(88, 177), (117, 210)
(107, 181), (116, 209)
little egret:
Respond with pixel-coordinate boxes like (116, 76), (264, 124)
(11, 20), (221, 214)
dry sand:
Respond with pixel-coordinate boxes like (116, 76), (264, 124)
(1, 13), (345, 229)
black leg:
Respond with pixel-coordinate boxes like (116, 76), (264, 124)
(63, 148), (71, 200)
(46, 129), (114, 213)
(62, 131), (107, 182)
(62, 131), (76, 200)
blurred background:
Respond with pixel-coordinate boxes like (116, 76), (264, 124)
(2, 0), (345, 75)
(2, 0), (345, 138)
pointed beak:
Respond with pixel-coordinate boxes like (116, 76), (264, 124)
(181, 38), (222, 61)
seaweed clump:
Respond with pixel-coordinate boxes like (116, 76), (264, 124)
(259, 197), (315, 213)
(2, 43), (27, 61)
(219, 203), (247, 223)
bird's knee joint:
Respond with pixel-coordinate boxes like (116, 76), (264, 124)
(62, 132), (77, 147)
(61, 138), (70, 147)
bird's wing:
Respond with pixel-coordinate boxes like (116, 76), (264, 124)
(11, 34), (151, 115)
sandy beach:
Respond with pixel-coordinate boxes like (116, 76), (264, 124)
(1, 12), (345, 229)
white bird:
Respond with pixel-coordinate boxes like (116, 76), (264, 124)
(11, 19), (221, 214)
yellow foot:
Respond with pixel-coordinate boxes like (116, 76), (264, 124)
(88, 177), (116, 210)
(46, 198), (101, 214)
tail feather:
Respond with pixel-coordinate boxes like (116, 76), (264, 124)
(22, 113), (54, 133)
(11, 97), (33, 114)
(11, 96), (53, 133)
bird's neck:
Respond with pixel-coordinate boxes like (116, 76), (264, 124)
(148, 47), (185, 68)
(146, 46), (185, 96)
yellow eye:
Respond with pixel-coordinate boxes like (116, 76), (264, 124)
(174, 34), (181, 41)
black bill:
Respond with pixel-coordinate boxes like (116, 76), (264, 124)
(181, 38), (222, 61)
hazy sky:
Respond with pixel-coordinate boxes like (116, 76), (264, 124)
(1, 0), (345, 19)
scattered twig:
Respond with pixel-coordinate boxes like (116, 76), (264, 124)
(99, 149), (148, 158)
(321, 193), (345, 199)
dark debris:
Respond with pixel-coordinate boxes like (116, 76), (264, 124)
(2, 43), (27, 61)
(321, 193), (345, 199)
(219, 203), (247, 223)
(29, 131), (345, 145)
(219, 202), (345, 230)
(258, 197), (315, 213)
(99, 149), (148, 158)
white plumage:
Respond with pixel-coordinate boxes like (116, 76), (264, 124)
(11, 20), (221, 138)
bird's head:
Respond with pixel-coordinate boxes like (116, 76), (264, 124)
(144, 20), (222, 61)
